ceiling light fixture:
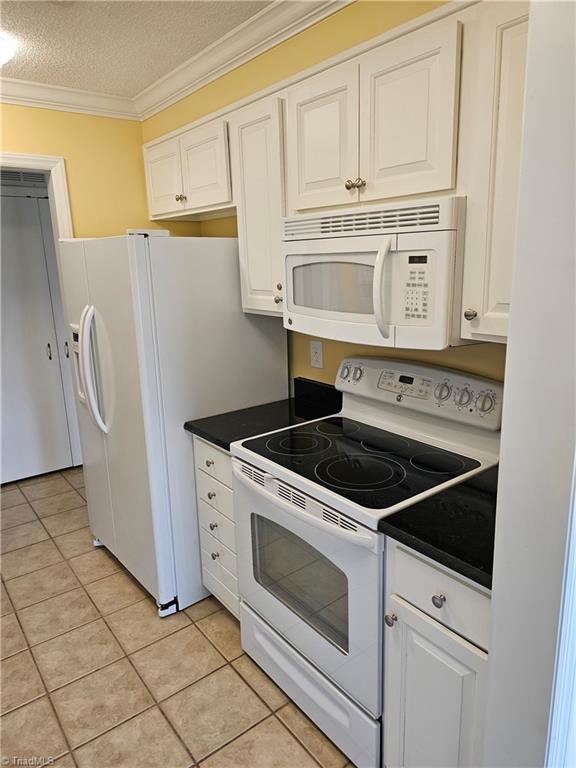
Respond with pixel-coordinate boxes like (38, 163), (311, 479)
(0, 31), (19, 67)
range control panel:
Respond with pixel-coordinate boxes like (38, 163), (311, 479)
(337, 357), (504, 431)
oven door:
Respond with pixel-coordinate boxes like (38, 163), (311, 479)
(233, 459), (384, 717)
(283, 234), (397, 347)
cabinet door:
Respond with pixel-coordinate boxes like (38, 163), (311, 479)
(180, 119), (232, 210)
(459, 4), (529, 340)
(359, 18), (461, 201)
(384, 595), (487, 768)
(286, 61), (360, 211)
(229, 97), (285, 315)
(144, 137), (184, 217)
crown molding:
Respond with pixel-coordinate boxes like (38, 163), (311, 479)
(0, 0), (351, 122)
(0, 77), (138, 120)
(133, 0), (353, 119)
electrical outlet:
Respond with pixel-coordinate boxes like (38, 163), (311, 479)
(310, 340), (323, 369)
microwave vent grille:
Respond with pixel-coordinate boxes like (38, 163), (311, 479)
(240, 464), (265, 486)
(284, 203), (441, 240)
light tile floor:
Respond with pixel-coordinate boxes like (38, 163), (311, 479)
(1, 469), (355, 768)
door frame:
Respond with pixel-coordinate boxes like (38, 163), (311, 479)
(0, 152), (81, 466)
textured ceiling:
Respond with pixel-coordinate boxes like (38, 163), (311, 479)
(0, 0), (275, 97)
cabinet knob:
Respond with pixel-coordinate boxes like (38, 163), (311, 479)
(209, 522), (218, 531)
(274, 296), (283, 304)
(276, 283), (283, 291)
(175, 194), (182, 202)
(464, 309), (478, 321)
(211, 552), (220, 560)
(207, 491), (216, 500)
(46, 343), (53, 361)
(181, 194), (187, 202)
(354, 177), (367, 189)
(345, 179), (356, 190)
(384, 614), (398, 627)
(431, 593), (446, 609)
(205, 459), (215, 468)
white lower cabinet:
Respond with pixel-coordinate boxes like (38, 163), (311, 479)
(384, 541), (489, 767)
(384, 595), (487, 768)
(193, 436), (239, 617)
(228, 97), (286, 315)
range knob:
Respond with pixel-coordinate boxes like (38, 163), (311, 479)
(476, 391), (496, 414)
(352, 366), (363, 382)
(341, 364), (351, 379)
(454, 387), (473, 408)
(434, 382), (452, 402)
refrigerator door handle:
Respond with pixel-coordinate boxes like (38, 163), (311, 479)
(81, 305), (109, 434)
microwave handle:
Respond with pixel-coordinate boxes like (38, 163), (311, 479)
(373, 237), (393, 340)
(232, 460), (379, 552)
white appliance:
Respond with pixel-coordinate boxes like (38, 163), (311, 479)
(282, 197), (467, 349)
(58, 232), (287, 615)
(231, 358), (503, 767)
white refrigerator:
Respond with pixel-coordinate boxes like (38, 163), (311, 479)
(58, 232), (288, 615)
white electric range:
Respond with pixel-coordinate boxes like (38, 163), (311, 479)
(231, 357), (503, 768)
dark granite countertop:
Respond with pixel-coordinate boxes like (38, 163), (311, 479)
(378, 466), (499, 589)
(184, 378), (342, 451)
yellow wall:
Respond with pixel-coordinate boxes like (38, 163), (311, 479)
(0, 104), (199, 238)
(291, 335), (507, 384)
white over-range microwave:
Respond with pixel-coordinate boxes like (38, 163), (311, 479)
(282, 197), (467, 349)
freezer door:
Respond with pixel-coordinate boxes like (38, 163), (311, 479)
(83, 236), (173, 603)
(58, 240), (115, 549)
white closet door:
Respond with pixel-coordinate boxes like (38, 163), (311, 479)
(1, 195), (72, 482)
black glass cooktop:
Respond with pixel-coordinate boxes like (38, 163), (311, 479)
(242, 416), (481, 509)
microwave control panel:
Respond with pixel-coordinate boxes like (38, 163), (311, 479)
(398, 253), (434, 325)
(337, 358), (504, 431)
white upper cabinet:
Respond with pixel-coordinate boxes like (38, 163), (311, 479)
(459, 3), (528, 341)
(143, 118), (231, 218)
(229, 97), (285, 315)
(285, 18), (461, 212)
(180, 120), (232, 210)
(359, 18), (461, 201)
(384, 595), (488, 768)
(144, 137), (184, 217)
(286, 62), (359, 211)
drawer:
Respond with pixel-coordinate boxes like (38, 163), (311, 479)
(202, 568), (239, 618)
(198, 500), (236, 552)
(392, 545), (491, 650)
(200, 527), (237, 577)
(197, 471), (234, 521)
(194, 437), (232, 488)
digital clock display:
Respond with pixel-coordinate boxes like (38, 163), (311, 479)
(398, 375), (415, 385)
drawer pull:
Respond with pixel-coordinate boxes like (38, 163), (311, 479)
(205, 459), (215, 468)
(431, 593), (447, 609)
(207, 491), (216, 500)
(211, 552), (220, 560)
(209, 522), (218, 531)
(384, 614), (398, 628)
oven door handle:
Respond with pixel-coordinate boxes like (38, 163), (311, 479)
(373, 236), (393, 340)
(233, 460), (379, 552)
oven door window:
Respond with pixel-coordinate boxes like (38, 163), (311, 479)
(292, 260), (374, 315)
(251, 515), (349, 653)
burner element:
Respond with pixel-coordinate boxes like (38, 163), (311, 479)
(315, 453), (406, 491)
(410, 452), (467, 474)
(361, 434), (411, 454)
(316, 419), (360, 437)
(265, 432), (332, 456)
